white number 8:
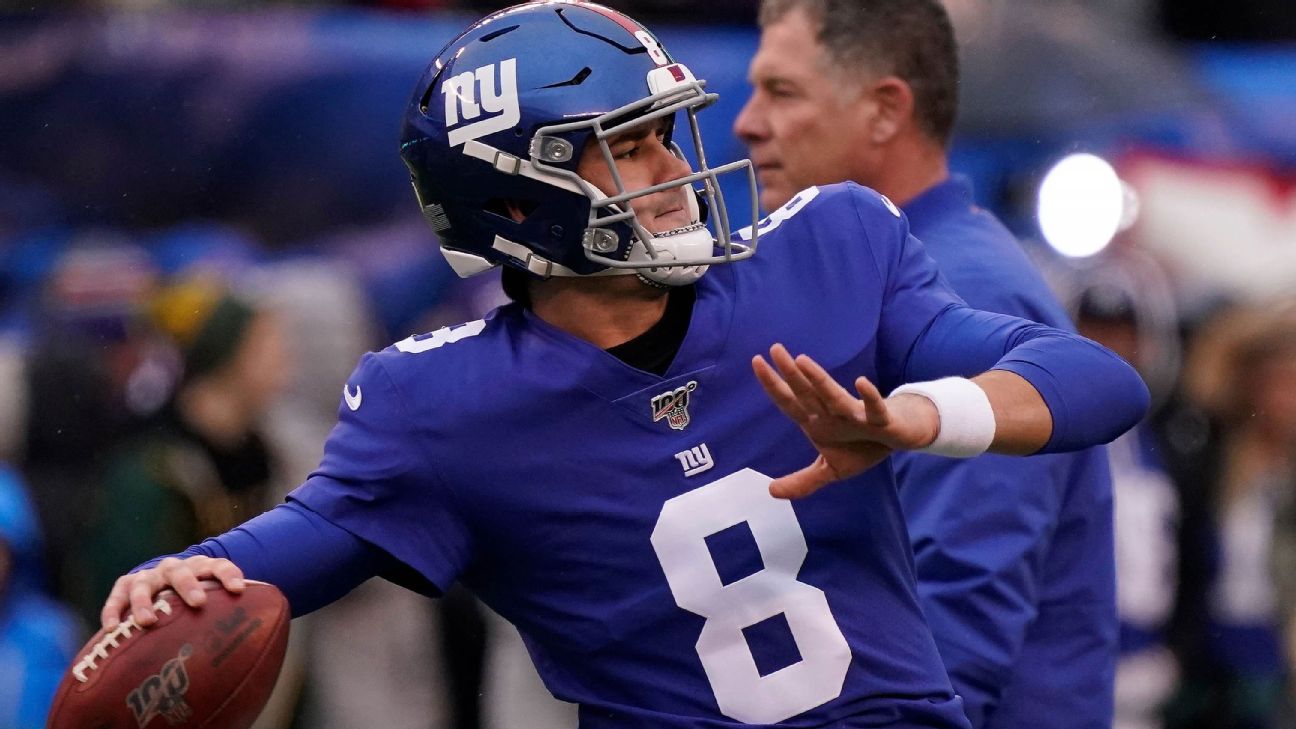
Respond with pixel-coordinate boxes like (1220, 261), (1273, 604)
(651, 469), (850, 723)
(736, 185), (820, 241)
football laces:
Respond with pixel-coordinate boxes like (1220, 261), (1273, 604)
(72, 598), (173, 683)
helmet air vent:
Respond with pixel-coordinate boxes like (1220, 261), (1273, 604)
(479, 24), (519, 43)
(540, 67), (592, 90)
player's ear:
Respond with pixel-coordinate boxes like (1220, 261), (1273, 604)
(504, 200), (529, 223)
(486, 199), (537, 223)
(865, 76), (913, 146)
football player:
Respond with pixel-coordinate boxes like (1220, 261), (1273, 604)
(733, 2), (1124, 726)
(100, 3), (1149, 728)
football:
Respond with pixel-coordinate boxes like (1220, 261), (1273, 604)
(46, 580), (290, 729)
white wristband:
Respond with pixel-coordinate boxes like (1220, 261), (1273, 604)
(890, 377), (996, 458)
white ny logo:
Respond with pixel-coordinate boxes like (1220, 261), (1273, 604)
(442, 58), (521, 147)
(674, 443), (714, 477)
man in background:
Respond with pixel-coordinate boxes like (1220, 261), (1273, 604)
(77, 276), (292, 621)
(734, 2), (1120, 727)
(1070, 264), (1182, 729)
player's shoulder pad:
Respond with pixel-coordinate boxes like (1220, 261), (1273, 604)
(778, 182), (905, 234)
(736, 182), (886, 241)
(833, 181), (904, 222)
(343, 315), (506, 410)
(797, 180), (897, 209)
(837, 182), (912, 256)
(385, 318), (493, 357)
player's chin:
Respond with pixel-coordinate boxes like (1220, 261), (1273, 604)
(646, 210), (693, 233)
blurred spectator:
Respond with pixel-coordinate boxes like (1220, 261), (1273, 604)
(1272, 370), (1296, 726)
(0, 465), (80, 729)
(0, 336), (25, 463)
(1166, 301), (1296, 729)
(72, 275), (292, 622)
(247, 257), (457, 729)
(18, 240), (169, 611)
(146, 222), (263, 281)
(1069, 256), (1183, 729)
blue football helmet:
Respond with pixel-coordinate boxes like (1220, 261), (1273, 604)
(399, 0), (759, 286)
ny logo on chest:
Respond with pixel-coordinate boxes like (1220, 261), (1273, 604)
(674, 443), (713, 477)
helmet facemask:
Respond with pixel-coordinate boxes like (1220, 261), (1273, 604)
(523, 64), (760, 286)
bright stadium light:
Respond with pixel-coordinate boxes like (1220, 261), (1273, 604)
(1037, 153), (1128, 258)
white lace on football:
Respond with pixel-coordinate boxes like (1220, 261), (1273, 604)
(72, 598), (173, 683)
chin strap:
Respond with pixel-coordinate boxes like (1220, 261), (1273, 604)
(600, 182), (712, 286)
(441, 229), (708, 284)
(627, 224), (711, 286)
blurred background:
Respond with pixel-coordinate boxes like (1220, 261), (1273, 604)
(1, 1), (1295, 728)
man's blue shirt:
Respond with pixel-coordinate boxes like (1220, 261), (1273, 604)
(894, 176), (1118, 729)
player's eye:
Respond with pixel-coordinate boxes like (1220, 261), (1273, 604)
(613, 144), (641, 161)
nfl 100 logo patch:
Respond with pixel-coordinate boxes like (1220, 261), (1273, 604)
(651, 381), (698, 431)
(127, 644), (193, 727)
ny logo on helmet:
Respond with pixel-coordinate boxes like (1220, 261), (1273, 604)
(442, 57), (521, 147)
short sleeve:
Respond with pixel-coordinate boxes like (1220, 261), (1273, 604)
(288, 352), (472, 593)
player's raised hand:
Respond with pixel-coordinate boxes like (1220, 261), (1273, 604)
(101, 555), (246, 631)
(752, 343), (940, 499)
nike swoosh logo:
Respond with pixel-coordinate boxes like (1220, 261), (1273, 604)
(343, 384), (362, 411)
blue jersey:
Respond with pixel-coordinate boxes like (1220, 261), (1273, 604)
(894, 177), (1117, 729)
(286, 183), (1145, 729)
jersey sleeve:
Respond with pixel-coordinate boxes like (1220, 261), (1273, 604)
(901, 309), (1148, 452)
(135, 501), (418, 616)
(287, 351), (473, 593)
(852, 187), (1149, 450)
(843, 187), (966, 391)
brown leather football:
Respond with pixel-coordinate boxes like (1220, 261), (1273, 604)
(46, 580), (290, 729)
